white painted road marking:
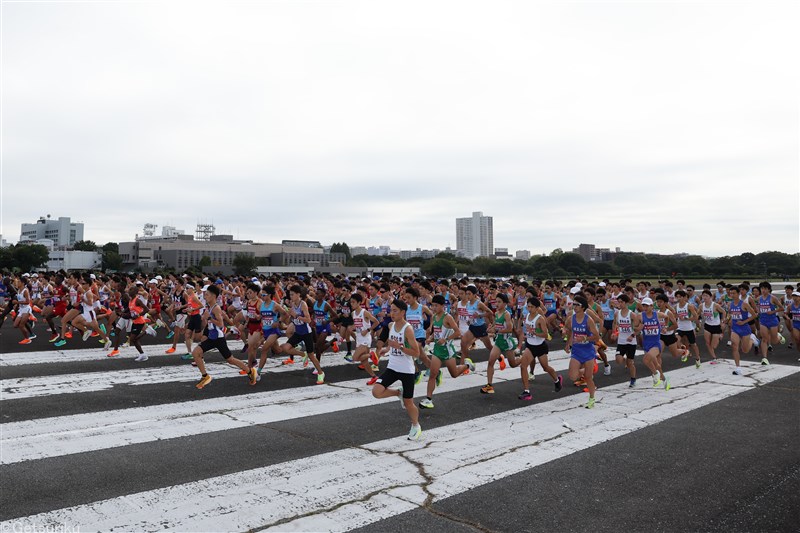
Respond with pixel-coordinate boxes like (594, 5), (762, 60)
(1, 362), (794, 532)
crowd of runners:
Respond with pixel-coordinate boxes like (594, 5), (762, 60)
(1, 272), (798, 440)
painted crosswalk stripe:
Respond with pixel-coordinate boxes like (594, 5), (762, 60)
(1, 357), (573, 464)
(2, 362), (793, 532)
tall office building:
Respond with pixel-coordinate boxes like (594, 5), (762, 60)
(456, 211), (493, 259)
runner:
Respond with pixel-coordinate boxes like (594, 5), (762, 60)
(565, 296), (599, 408)
(700, 289), (727, 364)
(728, 284), (757, 375)
(480, 293), (521, 395)
(279, 285), (326, 384)
(12, 276), (34, 344)
(518, 296), (562, 400)
(674, 289), (701, 368)
(637, 297), (670, 391)
(372, 299), (423, 440)
(349, 293), (381, 384)
(612, 294), (640, 387)
(460, 285), (496, 369)
(419, 294), (474, 409)
(756, 282), (784, 365)
(192, 284), (258, 389)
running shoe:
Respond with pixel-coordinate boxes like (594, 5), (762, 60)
(435, 371), (443, 388)
(518, 390), (532, 401)
(282, 357), (295, 365)
(414, 371), (422, 385)
(65, 331), (73, 339)
(302, 352), (309, 368)
(331, 340), (339, 353)
(370, 363), (380, 372)
(555, 375), (563, 392)
(28, 334), (37, 341)
(369, 350), (379, 367)
(593, 361), (599, 374)
(761, 358), (770, 365)
(156, 319), (166, 328)
(399, 387), (406, 409)
(681, 354), (688, 363)
(196, 375), (212, 389)
(166, 331), (175, 340)
(248, 366), (258, 385)
(585, 397), (596, 409)
(664, 376), (671, 391)
(480, 384), (495, 394)
(82, 330), (92, 341)
(107, 349), (119, 357)
(99, 338), (109, 345)
(499, 355), (507, 371)
(135, 354), (148, 362)
(603, 363), (611, 376)
(145, 326), (157, 337)
(181, 353), (193, 360)
(465, 358), (475, 373)
(366, 376), (379, 386)
(239, 368), (248, 375)
(99, 324), (107, 334)
(344, 354), (353, 363)
(710, 359), (720, 365)
(165, 347), (176, 354)
(407, 424), (422, 441)
(695, 359), (701, 369)
(629, 378), (636, 388)
(574, 378), (586, 387)
(768, 345), (773, 353)
(419, 398), (434, 409)
(732, 367), (743, 376)
(90, 331), (99, 338)
(49, 333), (60, 343)
(32, 305), (42, 313)
(54, 339), (67, 347)
(18, 338), (32, 345)
(652, 375), (662, 388)
(316, 371), (325, 385)
(779, 333), (786, 345)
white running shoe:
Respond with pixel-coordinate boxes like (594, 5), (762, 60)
(732, 367), (742, 375)
(419, 398), (434, 409)
(135, 354), (149, 362)
(82, 330), (92, 341)
(603, 363), (611, 376)
(407, 424), (422, 441)
(145, 326), (157, 337)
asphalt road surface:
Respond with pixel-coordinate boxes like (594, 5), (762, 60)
(1, 324), (798, 532)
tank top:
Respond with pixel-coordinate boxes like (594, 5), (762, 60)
(353, 309), (370, 335)
(600, 300), (615, 322)
(313, 300), (328, 326)
(406, 303), (425, 339)
(206, 305), (225, 339)
(291, 303), (310, 335)
(260, 301), (279, 330)
(658, 311), (675, 335)
(728, 300), (749, 326)
(543, 292), (557, 312)
(457, 301), (469, 327)
(617, 310), (636, 345)
(466, 299), (484, 326)
(791, 302), (800, 328)
(387, 322), (415, 374)
(571, 314), (595, 358)
(701, 301), (720, 326)
(524, 314), (545, 345)
(675, 302), (693, 331)
(758, 295), (775, 318)
(641, 311), (661, 340)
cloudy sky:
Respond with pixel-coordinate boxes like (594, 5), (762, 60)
(2, 0), (798, 256)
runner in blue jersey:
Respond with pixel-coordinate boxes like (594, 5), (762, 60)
(312, 287), (338, 369)
(636, 297), (669, 390)
(565, 296), (599, 408)
(727, 285), (757, 375)
(789, 291), (800, 358)
(756, 282), (785, 365)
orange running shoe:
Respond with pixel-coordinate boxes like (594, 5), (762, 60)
(107, 349), (120, 357)
(499, 355), (507, 371)
(18, 338), (32, 345)
(331, 340), (339, 353)
(32, 305), (42, 313)
(165, 347), (176, 354)
(282, 358), (295, 365)
(65, 331), (73, 339)
(369, 350), (379, 367)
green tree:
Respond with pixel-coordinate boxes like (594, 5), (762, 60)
(232, 253), (257, 276)
(330, 242), (352, 262)
(72, 240), (98, 251)
(102, 251), (124, 271)
(424, 258), (456, 278)
(198, 256), (212, 268)
(102, 242), (119, 254)
(12, 244), (50, 272)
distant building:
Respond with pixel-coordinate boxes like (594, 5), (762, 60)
(367, 246), (391, 256)
(20, 215), (84, 248)
(47, 250), (102, 271)
(0, 234), (9, 248)
(399, 248), (441, 260)
(282, 240), (323, 248)
(456, 211), (493, 259)
(572, 243), (612, 262)
(350, 246), (368, 256)
(515, 250), (531, 260)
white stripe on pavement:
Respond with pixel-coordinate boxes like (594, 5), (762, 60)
(1, 362), (794, 533)
(0, 357), (571, 464)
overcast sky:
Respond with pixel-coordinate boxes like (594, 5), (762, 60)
(2, 0), (798, 256)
